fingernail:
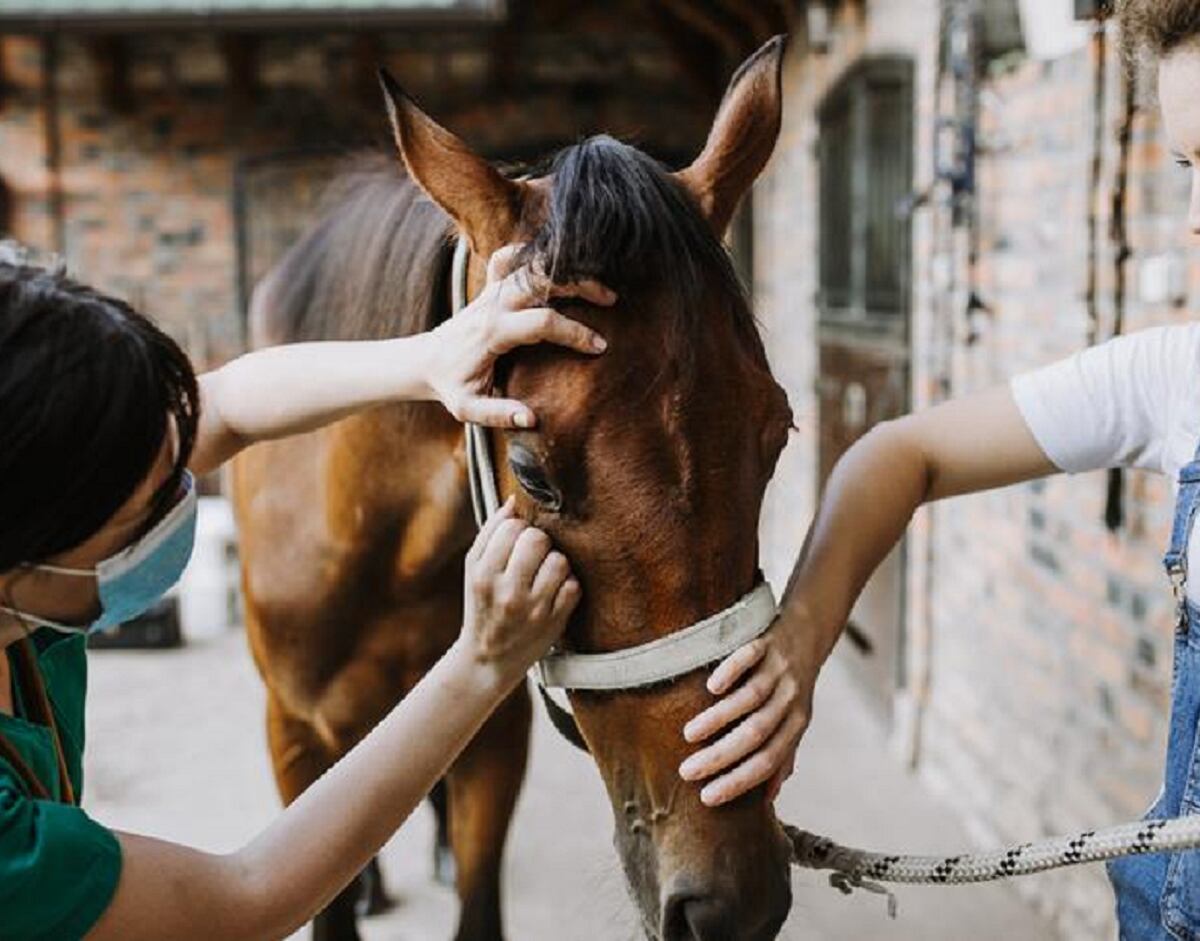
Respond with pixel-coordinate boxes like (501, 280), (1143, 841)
(592, 334), (607, 352)
(683, 721), (699, 742)
(514, 411), (534, 429)
(700, 786), (719, 806)
(679, 758), (699, 780)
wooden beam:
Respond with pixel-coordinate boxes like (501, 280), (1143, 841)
(350, 33), (382, 107)
(656, 0), (746, 65)
(0, 6), (502, 34)
(0, 174), (10, 236)
(219, 34), (260, 116)
(766, 0), (800, 35)
(0, 39), (8, 114)
(646, 3), (726, 105)
(41, 35), (66, 255)
(87, 36), (133, 115)
(490, 0), (530, 92)
(712, 0), (777, 45)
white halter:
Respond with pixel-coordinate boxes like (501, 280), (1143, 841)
(451, 237), (777, 692)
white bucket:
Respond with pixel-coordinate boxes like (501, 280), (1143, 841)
(178, 496), (241, 642)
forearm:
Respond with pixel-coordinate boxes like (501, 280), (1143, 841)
(688, 388), (1060, 803)
(91, 642), (512, 941)
(236, 640), (510, 936)
(782, 387), (1056, 665)
(192, 336), (433, 472)
(783, 421), (929, 665)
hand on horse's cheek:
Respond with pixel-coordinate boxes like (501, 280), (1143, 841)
(676, 617), (818, 806)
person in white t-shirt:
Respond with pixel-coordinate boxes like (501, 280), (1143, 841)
(677, 2), (1200, 937)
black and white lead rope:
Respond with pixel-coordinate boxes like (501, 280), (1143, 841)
(784, 814), (1200, 917)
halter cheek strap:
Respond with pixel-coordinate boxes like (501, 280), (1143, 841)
(454, 238), (503, 529)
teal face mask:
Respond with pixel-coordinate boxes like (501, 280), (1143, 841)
(2, 472), (198, 635)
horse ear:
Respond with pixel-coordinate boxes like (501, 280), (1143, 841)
(676, 35), (787, 236)
(378, 68), (524, 257)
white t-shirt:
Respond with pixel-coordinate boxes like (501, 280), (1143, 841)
(1011, 323), (1200, 601)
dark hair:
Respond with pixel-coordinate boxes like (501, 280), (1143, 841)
(1118, 0), (1200, 62)
(0, 261), (200, 572)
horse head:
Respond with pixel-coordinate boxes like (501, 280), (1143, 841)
(382, 37), (794, 941)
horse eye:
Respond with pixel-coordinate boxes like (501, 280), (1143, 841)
(509, 455), (563, 511)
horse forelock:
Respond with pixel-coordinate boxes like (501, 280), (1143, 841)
(516, 136), (760, 377)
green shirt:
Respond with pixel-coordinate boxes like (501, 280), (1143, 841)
(0, 631), (123, 941)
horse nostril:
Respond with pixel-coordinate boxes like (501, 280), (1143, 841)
(661, 891), (733, 941)
(683, 896), (734, 939)
(662, 871), (791, 941)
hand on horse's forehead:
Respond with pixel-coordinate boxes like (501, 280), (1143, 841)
(489, 244), (617, 309)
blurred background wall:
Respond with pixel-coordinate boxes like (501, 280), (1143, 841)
(1, 2), (1196, 938)
(0, 0), (766, 366)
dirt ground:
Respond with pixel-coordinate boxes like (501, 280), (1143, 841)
(83, 629), (1059, 940)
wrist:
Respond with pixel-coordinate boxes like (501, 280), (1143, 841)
(779, 594), (840, 668)
(445, 636), (525, 699)
(386, 333), (438, 403)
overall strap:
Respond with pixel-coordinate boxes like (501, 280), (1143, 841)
(1164, 436), (1200, 618)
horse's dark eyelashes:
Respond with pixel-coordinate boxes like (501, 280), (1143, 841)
(509, 454), (563, 511)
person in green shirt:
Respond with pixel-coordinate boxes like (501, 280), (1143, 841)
(0, 246), (613, 941)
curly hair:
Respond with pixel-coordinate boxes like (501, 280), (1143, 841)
(1118, 0), (1200, 62)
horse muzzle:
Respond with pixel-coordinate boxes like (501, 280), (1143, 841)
(659, 867), (792, 941)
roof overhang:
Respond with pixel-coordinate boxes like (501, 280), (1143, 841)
(0, 0), (504, 33)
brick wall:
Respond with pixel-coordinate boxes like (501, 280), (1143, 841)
(0, 22), (714, 368)
(756, 3), (1196, 938)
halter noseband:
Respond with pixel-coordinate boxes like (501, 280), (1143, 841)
(451, 237), (777, 720)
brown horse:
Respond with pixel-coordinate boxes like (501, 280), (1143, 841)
(232, 36), (794, 941)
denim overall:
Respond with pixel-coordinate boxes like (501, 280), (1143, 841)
(1107, 446), (1200, 940)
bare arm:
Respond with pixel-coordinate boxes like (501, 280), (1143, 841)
(87, 501), (580, 940)
(188, 248), (614, 476)
(90, 640), (500, 941)
(679, 386), (1056, 805)
(190, 335), (436, 474)
(782, 385), (1055, 663)
(93, 642), (507, 941)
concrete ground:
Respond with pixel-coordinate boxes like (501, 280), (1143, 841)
(83, 629), (1058, 940)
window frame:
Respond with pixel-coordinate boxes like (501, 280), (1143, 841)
(816, 56), (915, 339)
